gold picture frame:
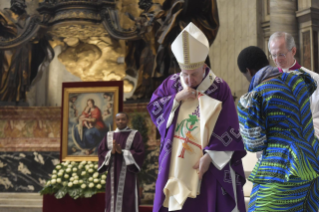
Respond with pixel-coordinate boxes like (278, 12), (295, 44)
(60, 81), (123, 161)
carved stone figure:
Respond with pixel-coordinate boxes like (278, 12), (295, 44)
(125, 0), (220, 99)
(0, 0), (54, 102)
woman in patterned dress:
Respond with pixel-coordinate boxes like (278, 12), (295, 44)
(237, 46), (319, 212)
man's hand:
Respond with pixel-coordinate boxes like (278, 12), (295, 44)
(175, 87), (197, 102)
(112, 140), (116, 154)
(193, 154), (212, 180)
(112, 140), (122, 154)
(115, 143), (122, 154)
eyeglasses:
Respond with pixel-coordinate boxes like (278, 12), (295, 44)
(269, 49), (292, 60)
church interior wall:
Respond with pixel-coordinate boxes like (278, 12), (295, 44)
(0, 1), (10, 10)
(1, 0), (318, 207)
(0, 107), (61, 192)
(0, 0), (264, 196)
(210, 0), (265, 189)
(298, 0), (319, 10)
(209, 0), (264, 106)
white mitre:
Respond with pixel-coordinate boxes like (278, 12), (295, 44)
(171, 22), (209, 70)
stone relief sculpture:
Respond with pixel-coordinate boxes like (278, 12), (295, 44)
(38, 0), (219, 100)
(0, 0), (54, 102)
(0, 0), (219, 102)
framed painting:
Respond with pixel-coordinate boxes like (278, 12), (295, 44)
(60, 81), (123, 161)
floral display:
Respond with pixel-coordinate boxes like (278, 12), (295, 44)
(40, 160), (106, 199)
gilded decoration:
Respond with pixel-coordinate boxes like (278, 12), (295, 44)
(57, 36), (134, 93)
(124, 0), (220, 99)
(1, 0), (220, 102)
(37, 0), (140, 96)
(0, 107), (61, 152)
(48, 24), (108, 39)
(49, 10), (102, 23)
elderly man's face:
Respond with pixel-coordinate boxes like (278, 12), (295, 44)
(269, 37), (296, 69)
(180, 65), (205, 88)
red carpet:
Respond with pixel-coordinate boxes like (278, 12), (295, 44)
(43, 194), (153, 212)
(139, 205), (153, 212)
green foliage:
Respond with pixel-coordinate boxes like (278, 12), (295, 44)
(131, 112), (149, 147)
(131, 112), (150, 185)
(40, 184), (55, 195)
(83, 189), (97, 198)
(54, 187), (67, 199)
(40, 161), (107, 199)
(68, 188), (83, 200)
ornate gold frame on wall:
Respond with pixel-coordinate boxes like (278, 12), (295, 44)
(61, 81), (123, 162)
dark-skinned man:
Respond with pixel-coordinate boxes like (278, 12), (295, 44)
(98, 112), (145, 212)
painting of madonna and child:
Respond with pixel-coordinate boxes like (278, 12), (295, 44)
(61, 82), (123, 161)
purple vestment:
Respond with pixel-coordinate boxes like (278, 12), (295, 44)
(98, 128), (145, 212)
(147, 68), (247, 212)
(278, 61), (301, 73)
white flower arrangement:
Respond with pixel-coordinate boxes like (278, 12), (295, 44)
(40, 161), (107, 199)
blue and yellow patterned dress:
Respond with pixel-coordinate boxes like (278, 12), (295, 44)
(237, 68), (319, 212)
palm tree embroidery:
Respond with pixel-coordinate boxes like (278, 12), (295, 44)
(174, 114), (202, 158)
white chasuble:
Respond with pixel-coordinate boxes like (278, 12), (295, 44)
(163, 70), (222, 211)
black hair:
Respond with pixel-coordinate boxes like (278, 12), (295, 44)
(116, 112), (129, 120)
(237, 46), (269, 74)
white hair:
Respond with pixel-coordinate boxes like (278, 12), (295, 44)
(268, 32), (296, 52)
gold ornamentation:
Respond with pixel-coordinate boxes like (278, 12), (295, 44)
(182, 31), (190, 64)
(49, 23), (108, 39)
(49, 10), (101, 24)
(57, 36), (133, 93)
(178, 61), (205, 70)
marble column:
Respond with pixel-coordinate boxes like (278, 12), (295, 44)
(269, 0), (299, 60)
(296, 0), (319, 73)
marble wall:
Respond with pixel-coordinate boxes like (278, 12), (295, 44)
(0, 107), (61, 192)
(209, 0), (264, 105)
(0, 107), (60, 151)
(0, 105), (159, 203)
(0, 152), (59, 192)
(209, 0), (267, 174)
(298, 0), (319, 10)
